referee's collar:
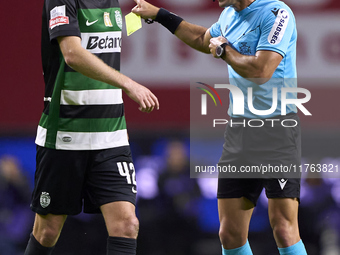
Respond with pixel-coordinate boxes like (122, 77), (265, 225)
(237, 0), (262, 15)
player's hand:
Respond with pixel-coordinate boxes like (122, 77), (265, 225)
(209, 36), (228, 58)
(132, 0), (160, 20)
(124, 79), (159, 113)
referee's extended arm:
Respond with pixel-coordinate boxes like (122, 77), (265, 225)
(132, 0), (282, 84)
(132, 0), (211, 53)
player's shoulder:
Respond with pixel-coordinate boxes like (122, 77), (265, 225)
(218, 6), (236, 22)
(256, 0), (296, 27)
(45, 0), (76, 6)
(259, 0), (294, 16)
(222, 6), (235, 16)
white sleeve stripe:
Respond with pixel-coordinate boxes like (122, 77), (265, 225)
(60, 89), (123, 105)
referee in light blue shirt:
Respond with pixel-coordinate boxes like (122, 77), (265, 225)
(210, 0), (298, 119)
(133, 0), (307, 254)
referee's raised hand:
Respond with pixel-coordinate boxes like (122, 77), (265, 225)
(132, 0), (159, 20)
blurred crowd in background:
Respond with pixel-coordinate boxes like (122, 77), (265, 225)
(0, 137), (340, 255)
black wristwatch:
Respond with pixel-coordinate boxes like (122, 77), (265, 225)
(216, 42), (229, 58)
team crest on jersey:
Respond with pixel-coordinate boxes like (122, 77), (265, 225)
(239, 42), (251, 55)
(40, 192), (51, 208)
(268, 9), (290, 45)
(115, 10), (123, 30)
(49, 5), (69, 30)
(104, 12), (113, 27)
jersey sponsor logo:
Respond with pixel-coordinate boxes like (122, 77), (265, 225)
(40, 192), (51, 208)
(115, 10), (123, 30)
(49, 5), (69, 29)
(86, 19), (98, 26)
(268, 9), (290, 45)
(104, 12), (113, 27)
(278, 179), (288, 190)
(82, 32), (122, 54)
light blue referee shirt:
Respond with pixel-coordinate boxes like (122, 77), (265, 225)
(210, 0), (298, 119)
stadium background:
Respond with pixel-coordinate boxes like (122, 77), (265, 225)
(0, 0), (340, 254)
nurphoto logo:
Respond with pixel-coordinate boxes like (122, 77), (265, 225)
(196, 82), (312, 128)
(199, 83), (311, 116)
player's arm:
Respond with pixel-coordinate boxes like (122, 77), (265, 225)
(57, 36), (159, 112)
(132, 0), (211, 53)
(209, 36), (282, 85)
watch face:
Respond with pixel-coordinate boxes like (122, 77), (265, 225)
(216, 45), (223, 57)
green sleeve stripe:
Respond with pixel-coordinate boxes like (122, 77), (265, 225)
(64, 72), (119, 90)
(40, 113), (127, 132)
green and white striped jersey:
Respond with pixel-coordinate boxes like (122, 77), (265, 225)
(36, 0), (128, 150)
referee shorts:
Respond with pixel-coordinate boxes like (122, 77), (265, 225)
(217, 113), (301, 205)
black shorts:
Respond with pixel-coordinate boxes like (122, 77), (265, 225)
(217, 178), (300, 206)
(31, 145), (137, 215)
(218, 113), (301, 179)
(217, 113), (301, 204)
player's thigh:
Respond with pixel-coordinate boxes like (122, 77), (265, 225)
(101, 201), (138, 237)
(268, 197), (301, 248)
(218, 178), (262, 245)
(101, 201), (137, 223)
(268, 197), (302, 249)
(218, 197), (254, 249)
(264, 178), (301, 221)
(268, 198), (299, 226)
(218, 197), (255, 227)
(33, 213), (67, 244)
(265, 177), (300, 225)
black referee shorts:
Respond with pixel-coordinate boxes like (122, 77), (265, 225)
(217, 113), (301, 205)
(31, 145), (137, 215)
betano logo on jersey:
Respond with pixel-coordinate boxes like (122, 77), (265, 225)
(81, 32), (122, 54)
(268, 9), (290, 45)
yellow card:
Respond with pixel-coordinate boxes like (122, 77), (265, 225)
(125, 12), (142, 36)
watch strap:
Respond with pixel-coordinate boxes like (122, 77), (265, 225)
(218, 42), (229, 58)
